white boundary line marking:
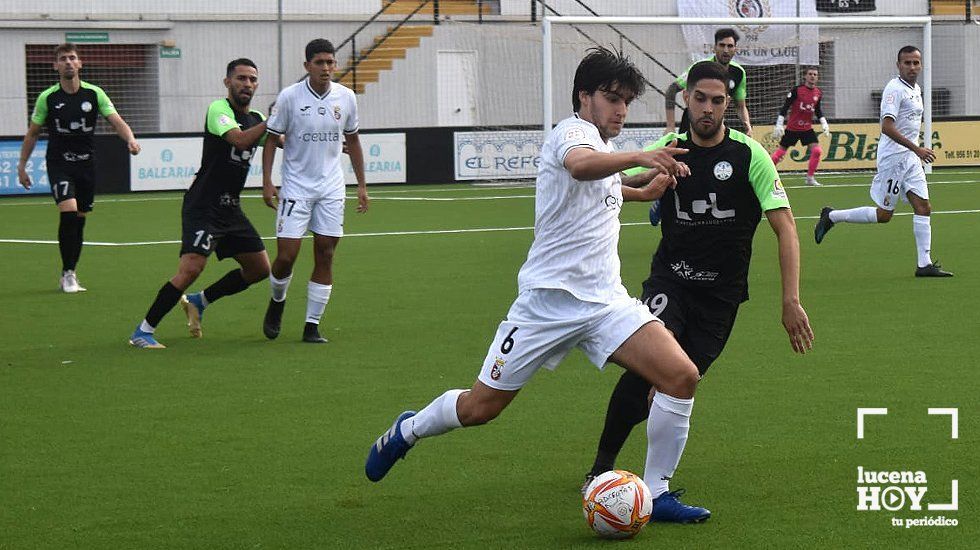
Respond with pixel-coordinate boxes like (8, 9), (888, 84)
(3, 209), (979, 247)
(1, 179), (978, 207)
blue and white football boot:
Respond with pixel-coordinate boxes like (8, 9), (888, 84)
(365, 410), (417, 482)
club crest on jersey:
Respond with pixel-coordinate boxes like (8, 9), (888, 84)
(565, 127), (586, 141)
(333, 106), (342, 120)
(490, 357), (505, 380)
(713, 161), (734, 181)
(81, 101), (92, 113)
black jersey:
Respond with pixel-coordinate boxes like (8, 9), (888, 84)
(30, 81), (117, 163)
(626, 129), (790, 304)
(183, 99), (266, 214)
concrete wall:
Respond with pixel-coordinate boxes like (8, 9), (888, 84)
(1, 7), (974, 136)
(0, 20), (388, 135)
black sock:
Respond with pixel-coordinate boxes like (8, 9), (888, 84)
(590, 370), (652, 476)
(58, 212), (79, 271)
(144, 282), (183, 328)
(74, 215), (86, 269)
(202, 269), (249, 304)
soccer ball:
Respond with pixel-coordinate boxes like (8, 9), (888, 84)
(582, 470), (653, 539)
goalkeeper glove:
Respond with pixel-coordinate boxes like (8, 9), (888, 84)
(820, 117), (830, 137)
(773, 116), (785, 139)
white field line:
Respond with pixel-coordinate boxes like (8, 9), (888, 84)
(1, 178), (978, 207)
(3, 209), (979, 247)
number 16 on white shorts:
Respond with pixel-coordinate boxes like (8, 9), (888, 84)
(276, 197), (345, 238)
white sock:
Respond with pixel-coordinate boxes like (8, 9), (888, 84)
(401, 389), (465, 445)
(913, 214), (933, 268)
(139, 320), (155, 333)
(829, 206), (878, 224)
(305, 282), (332, 324)
(270, 273), (292, 302)
(644, 392), (694, 498)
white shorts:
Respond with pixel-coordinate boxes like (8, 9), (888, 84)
(477, 289), (660, 391)
(275, 197), (345, 238)
(870, 154), (928, 211)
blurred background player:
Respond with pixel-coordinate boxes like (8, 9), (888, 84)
(665, 28), (752, 137)
(771, 66), (830, 187)
(583, 61), (813, 523)
(814, 46), (952, 277)
(655, 28), (751, 226)
(129, 59), (270, 349)
(17, 42), (140, 293)
(261, 38), (369, 343)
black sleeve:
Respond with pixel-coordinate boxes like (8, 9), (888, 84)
(778, 87), (797, 117)
(814, 94), (824, 120)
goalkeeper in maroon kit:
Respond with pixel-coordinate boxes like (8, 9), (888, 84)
(770, 67), (829, 186)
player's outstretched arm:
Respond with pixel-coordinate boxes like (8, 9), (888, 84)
(261, 135), (279, 208)
(766, 207), (813, 354)
(344, 132), (369, 213)
(622, 172), (676, 202)
(17, 123), (43, 189)
(223, 120), (268, 150)
(620, 169), (658, 188)
(564, 146), (687, 182)
(773, 90), (793, 139)
(106, 113), (141, 155)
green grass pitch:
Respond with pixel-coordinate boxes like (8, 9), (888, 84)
(1, 169), (977, 548)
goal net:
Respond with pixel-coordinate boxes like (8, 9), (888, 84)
(450, 15), (931, 180)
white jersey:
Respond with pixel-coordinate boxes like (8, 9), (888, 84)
(516, 115), (629, 304)
(877, 77), (923, 162)
(266, 79), (359, 200)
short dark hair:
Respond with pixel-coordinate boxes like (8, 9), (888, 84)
(305, 39), (336, 62)
(571, 46), (645, 112)
(54, 43), (77, 59)
(804, 66), (819, 75)
(714, 28), (740, 45)
(687, 61), (729, 90)
(226, 58), (257, 77)
(897, 45), (920, 60)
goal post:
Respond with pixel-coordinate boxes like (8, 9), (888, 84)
(541, 15), (933, 168)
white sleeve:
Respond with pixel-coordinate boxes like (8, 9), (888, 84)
(344, 91), (359, 134)
(880, 82), (900, 121)
(266, 89), (290, 135)
(556, 120), (602, 163)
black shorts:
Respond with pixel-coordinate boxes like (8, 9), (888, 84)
(641, 275), (740, 376)
(779, 129), (819, 149)
(47, 161), (96, 212)
(180, 207), (265, 260)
